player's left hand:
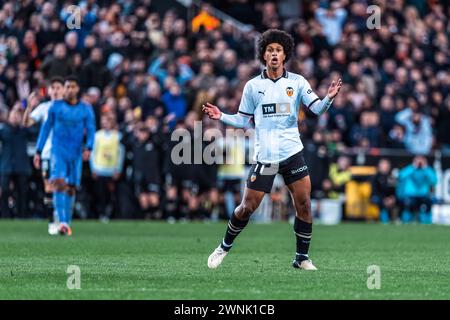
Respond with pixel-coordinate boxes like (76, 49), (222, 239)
(202, 102), (221, 120)
(26, 92), (40, 110)
(82, 149), (91, 161)
(33, 154), (41, 170)
(327, 78), (342, 99)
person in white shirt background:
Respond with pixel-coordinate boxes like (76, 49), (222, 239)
(23, 77), (64, 235)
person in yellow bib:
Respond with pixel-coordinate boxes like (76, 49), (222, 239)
(90, 114), (124, 220)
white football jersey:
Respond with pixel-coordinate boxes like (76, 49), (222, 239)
(238, 70), (319, 164)
(30, 100), (54, 160)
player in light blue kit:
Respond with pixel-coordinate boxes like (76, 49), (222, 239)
(34, 76), (96, 235)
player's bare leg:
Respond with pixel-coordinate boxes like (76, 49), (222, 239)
(208, 187), (265, 269)
(66, 185), (76, 230)
(287, 176), (317, 270)
(165, 186), (178, 223)
(51, 179), (72, 236)
(139, 193), (160, 219)
(43, 178), (59, 235)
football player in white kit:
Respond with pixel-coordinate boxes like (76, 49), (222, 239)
(203, 29), (342, 270)
(23, 77), (64, 235)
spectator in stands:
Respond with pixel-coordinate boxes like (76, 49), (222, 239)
(40, 43), (73, 78)
(437, 96), (450, 154)
(0, 107), (35, 218)
(161, 82), (186, 131)
(371, 159), (397, 224)
(350, 110), (382, 148)
(191, 3), (221, 33)
(148, 53), (194, 88)
(60, 2), (97, 50)
(379, 95), (397, 135)
(397, 156), (437, 224)
(395, 104), (433, 155)
(315, 1), (347, 46)
(218, 49), (238, 81)
(20, 30), (40, 73)
(140, 80), (165, 121)
(80, 47), (110, 91)
(387, 124), (406, 149)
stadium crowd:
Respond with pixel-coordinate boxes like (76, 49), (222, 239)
(0, 0), (448, 222)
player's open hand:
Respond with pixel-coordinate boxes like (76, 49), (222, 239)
(327, 78), (342, 99)
(202, 102), (221, 120)
(82, 149), (91, 161)
(33, 154), (41, 170)
(26, 92), (39, 110)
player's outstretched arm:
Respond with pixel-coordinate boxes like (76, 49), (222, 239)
(202, 102), (251, 128)
(327, 78), (342, 99)
(83, 105), (97, 161)
(34, 104), (55, 169)
(36, 105), (55, 154)
(308, 78), (342, 116)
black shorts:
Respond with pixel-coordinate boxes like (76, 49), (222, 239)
(41, 159), (51, 180)
(134, 172), (160, 195)
(402, 196), (432, 212)
(165, 172), (197, 192)
(247, 151), (309, 193)
(195, 165), (218, 195)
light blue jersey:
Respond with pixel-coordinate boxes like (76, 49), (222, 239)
(36, 99), (96, 226)
(36, 99), (96, 160)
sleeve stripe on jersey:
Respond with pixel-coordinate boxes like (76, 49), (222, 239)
(238, 110), (253, 117)
(306, 98), (320, 109)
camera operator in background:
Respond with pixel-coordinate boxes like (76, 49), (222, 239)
(397, 156), (437, 224)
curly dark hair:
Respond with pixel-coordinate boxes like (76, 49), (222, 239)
(257, 29), (295, 66)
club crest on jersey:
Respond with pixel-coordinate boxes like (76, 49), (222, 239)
(286, 87), (294, 97)
(250, 174), (257, 182)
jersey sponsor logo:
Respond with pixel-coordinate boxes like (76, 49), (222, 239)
(261, 103), (291, 115)
(286, 87), (294, 97)
(262, 103), (276, 114)
(291, 165), (308, 175)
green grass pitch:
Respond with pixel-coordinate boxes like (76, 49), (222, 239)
(0, 220), (449, 299)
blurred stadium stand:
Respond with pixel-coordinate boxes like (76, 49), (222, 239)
(0, 0), (449, 223)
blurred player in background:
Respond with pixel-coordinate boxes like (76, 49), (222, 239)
(165, 113), (199, 222)
(124, 121), (161, 219)
(23, 77), (64, 235)
(34, 76), (96, 235)
(203, 29), (342, 270)
(371, 159), (397, 224)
